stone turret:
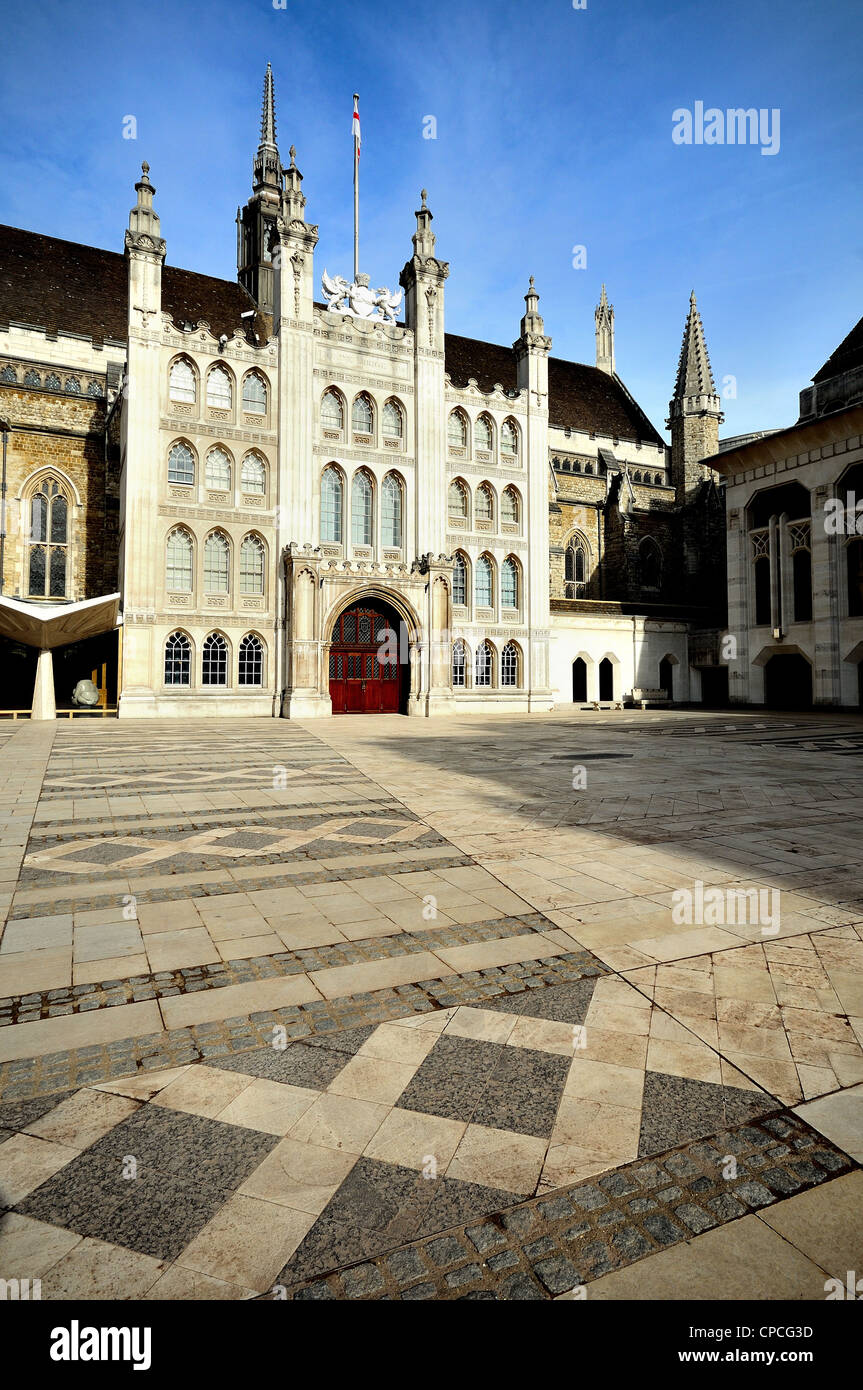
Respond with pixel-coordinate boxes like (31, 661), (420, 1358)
(237, 63), (283, 315)
(595, 284), (615, 376)
(667, 291), (723, 506)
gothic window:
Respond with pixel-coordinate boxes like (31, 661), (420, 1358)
(202, 632), (228, 685)
(352, 394), (374, 434)
(240, 535), (265, 594)
(64, 376), (81, 394)
(45, 373), (61, 391)
(475, 641), (493, 687)
(165, 527), (193, 592)
(321, 466), (343, 543)
(654, 473), (663, 485)
(448, 479), (468, 521)
(205, 447), (232, 491)
(502, 557), (519, 609)
(565, 535), (589, 597)
(475, 554), (493, 608)
(501, 641), (519, 687)
(27, 477), (69, 598)
(204, 532), (230, 593)
(206, 366), (233, 410)
(452, 553), (467, 607)
(474, 415), (493, 452)
(452, 639), (467, 688)
(640, 537), (662, 592)
(501, 419), (518, 459)
(0, 365), (16, 382)
(502, 486), (520, 526)
(24, 369), (41, 388)
(633, 471), (642, 483)
(242, 372), (268, 414)
(448, 410), (467, 450)
(382, 473), (403, 548)
(847, 539), (863, 617)
(383, 399), (404, 440)
(321, 388), (344, 431)
(164, 631), (191, 686)
(351, 470), (373, 546)
(241, 453), (266, 494)
(168, 441), (195, 486)
(238, 633), (264, 686)
(87, 380), (103, 398)
(169, 359), (196, 404)
(475, 483), (494, 523)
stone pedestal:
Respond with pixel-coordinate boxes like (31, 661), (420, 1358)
(32, 648), (56, 721)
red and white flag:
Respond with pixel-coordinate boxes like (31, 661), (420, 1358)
(352, 94), (361, 161)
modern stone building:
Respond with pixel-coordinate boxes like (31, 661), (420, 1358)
(0, 66), (726, 719)
(709, 311), (863, 709)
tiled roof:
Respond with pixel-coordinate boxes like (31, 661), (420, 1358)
(813, 312), (863, 384)
(444, 332), (665, 447)
(0, 225), (258, 343)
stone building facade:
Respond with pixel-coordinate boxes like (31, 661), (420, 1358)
(0, 66), (726, 718)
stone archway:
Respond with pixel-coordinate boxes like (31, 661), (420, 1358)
(325, 593), (414, 714)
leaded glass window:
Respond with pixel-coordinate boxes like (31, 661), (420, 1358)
(475, 641), (493, 687)
(204, 533), (230, 593)
(502, 487), (519, 525)
(502, 557), (518, 609)
(240, 535), (265, 594)
(202, 632), (228, 685)
(168, 442), (195, 486)
(475, 555), (493, 607)
(501, 642), (519, 687)
(27, 478), (68, 598)
(351, 471), (373, 546)
(382, 473), (403, 548)
(241, 454), (266, 494)
(383, 400), (403, 439)
(475, 484), (493, 523)
(321, 389), (344, 430)
(475, 415), (493, 451)
(448, 480), (468, 519)
(238, 633), (263, 685)
(452, 639), (467, 688)
(352, 394), (373, 434)
(501, 420), (518, 458)
(169, 359), (196, 404)
(321, 467), (343, 543)
(448, 411), (467, 449)
(205, 448), (232, 491)
(166, 528), (193, 592)
(242, 373), (267, 414)
(453, 553), (467, 607)
(207, 366), (232, 410)
(164, 631), (191, 685)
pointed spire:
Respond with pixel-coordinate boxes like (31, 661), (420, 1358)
(520, 276), (545, 337)
(412, 189), (435, 259)
(673, 290), (717, 399)
(260, 62), (277, 149)
(252, 63), (281, 193)
(126, 161), (164, 251)
(595, 283), (615, 375)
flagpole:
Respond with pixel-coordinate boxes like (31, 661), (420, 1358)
(353, 93), (360, 282)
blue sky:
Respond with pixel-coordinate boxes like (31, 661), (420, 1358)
(1, 0), (861, 438)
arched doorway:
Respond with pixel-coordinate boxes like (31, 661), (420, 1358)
(328, 598), (407, 714)
(659, 657), (674, 701)
(764, 653), (812, 710)
(572, 658), (587, 703)
(598, 658), (614, 702)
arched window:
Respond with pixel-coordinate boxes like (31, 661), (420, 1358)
(169, 359), (196, 404)
(45, 373), (60, 391)
(241, 453), (266, 494)
(382, 473), (403, 548)
(321, 466), (343, 543)
(205, 447), (232, 491)
(206, 366), (232, 410)
(501, 642), (519, 687)
(166, 527), (193, 592)
(64, 377), (80, 395)
(474, 415), (493, 452)
(633, 471), (642, 483)
(168, 441), (195, 487)
(202, 632), (228, 685)
(352, 394), (374, 435)
(383, 399), (404, 440)
(321, 388), (344, 431)
(654, 473), (663, 485)
(640, 538), (662, 591)
(452, 553), (467, 607)
(240, 535), (265, 594)
(164, 631), (191, 686)
(501, 419), (518, 460)
(27, 477), (69, 598)
(790, 522), (812, 623)
(848, 539), (863, 617)
(0, 365), (16, 383)
(24, 369), (41, 388)
(351, 470), (373, 546)
(448, 479), (468, 521)
(475, 483), (494, 523)
(238, 633), (264, 686)
(502, 487), (520, 525)
(204, 532), (230, 593)
(475, 554), (493, 608)
(502, 557), (519, 609)
(565, 535), (588, 597)
(242, 372), (268, 415)
(448, 410), (467, 449)
(475, 641), (493, 687)
(452, 639), (467, 688)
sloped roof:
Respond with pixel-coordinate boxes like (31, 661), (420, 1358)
(445, 333), (665, 447)
(813, 312), (863, 384)
(0, 225), (258, 343)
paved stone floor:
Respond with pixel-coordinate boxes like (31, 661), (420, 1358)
(1, 708), (862, 1299)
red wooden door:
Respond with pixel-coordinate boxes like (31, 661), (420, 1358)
(329, 605), (402, 714)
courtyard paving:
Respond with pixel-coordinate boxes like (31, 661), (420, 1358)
(0, 708), (862, 1299)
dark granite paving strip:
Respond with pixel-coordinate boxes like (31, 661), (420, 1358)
(6, 853), (476, 919)
(27, 805), (422, 844)
(266, 1111), (856, 1301)
(0, 949), (608, 1103)
(0, 913), (556, 1027)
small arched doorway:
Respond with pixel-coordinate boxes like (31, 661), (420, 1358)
(659, 657), (674, 701)
(328, 597), (407, 713)
(599, 658), (615, 702)
(764, 653), (812, 710)
(572, 658), (588, 703)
